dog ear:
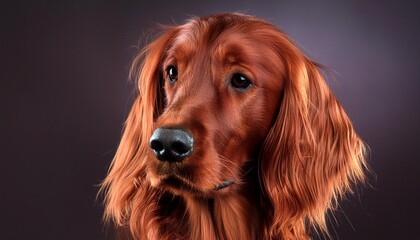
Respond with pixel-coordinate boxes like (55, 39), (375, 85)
(99, 27), (179, 231)
(259, 39), (368, 239)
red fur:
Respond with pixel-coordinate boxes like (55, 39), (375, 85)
(100, 13), (367, 240)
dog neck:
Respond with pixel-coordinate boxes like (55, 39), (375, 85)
(186, 189), (260, 240)
(156, 167), (262, 239)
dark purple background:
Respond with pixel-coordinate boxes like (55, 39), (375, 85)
(1, 1), (419, 239)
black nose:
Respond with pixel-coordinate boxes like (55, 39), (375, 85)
(149, 128), (194, 162)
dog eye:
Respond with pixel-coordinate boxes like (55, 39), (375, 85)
(231, 73), (252, 90)
(166, 66), (178, 83)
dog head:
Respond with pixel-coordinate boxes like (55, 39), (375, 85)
(101, 13), (367, 238)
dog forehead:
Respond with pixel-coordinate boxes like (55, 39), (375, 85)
(169, 17), (255, 56)
(169, 21), (271, 64)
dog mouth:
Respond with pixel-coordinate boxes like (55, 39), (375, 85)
(214, 180), (235, 190)
(154, 162), (235, 192)
(159, 175), (235, 192)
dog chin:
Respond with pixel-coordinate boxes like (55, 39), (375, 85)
(150, 174), (235, 197)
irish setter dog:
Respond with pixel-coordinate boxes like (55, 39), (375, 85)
(101, 13), (367, 240)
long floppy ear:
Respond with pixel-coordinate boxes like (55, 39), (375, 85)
(259, 39), (368, 239)
(99, 27), (179, 234)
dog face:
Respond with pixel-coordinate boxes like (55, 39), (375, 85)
(147, 19), (285, 196)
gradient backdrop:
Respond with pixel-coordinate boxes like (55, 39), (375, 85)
(1, 1), (419, 239)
